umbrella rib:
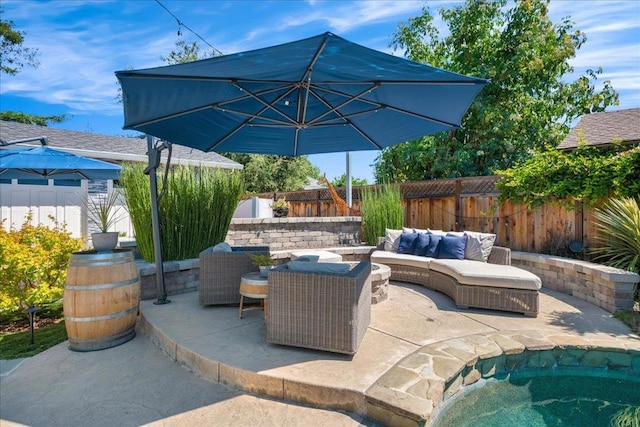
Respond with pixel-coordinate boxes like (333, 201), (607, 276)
(232, 81), (298, 126)
(305, 83), (381, 125)
(310, 84), (460, 129)
(206, 86), (299, 152)
(128, 84), (293, 129)
(214, 107), (296, 126)
(297, 33), (329, 126)
(348, 122), (384, 150)
(384, 105), (460, 128)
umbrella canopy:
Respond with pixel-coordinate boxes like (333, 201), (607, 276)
(116, 32), (488, 155)
(0, 146), (121, 181)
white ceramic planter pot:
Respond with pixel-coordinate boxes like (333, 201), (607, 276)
(91, 232), (119, 252)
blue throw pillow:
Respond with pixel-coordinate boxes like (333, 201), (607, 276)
(413, 233), (430, 256)
(438, 235), (468, 259)
(424, 234), (442, 257)
(397, 232), (418, 254)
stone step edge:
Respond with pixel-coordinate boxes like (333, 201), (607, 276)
(364, 330), (640, 426)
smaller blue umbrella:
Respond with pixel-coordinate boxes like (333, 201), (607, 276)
(0, 146), (121, 181)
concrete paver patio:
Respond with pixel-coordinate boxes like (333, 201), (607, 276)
(1, 282), (639, 426)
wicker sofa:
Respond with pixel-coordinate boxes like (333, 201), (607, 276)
(199, 245), (270, 305)
(266, 261), (372, 355)
(370, 233), (541, 317)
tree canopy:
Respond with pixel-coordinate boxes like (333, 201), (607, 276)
(0, 8), (65, 126)
(222, 153), (319, 193)
(0, 111), (66, 126)
(0, 7), (39, 75)
(330, 174), (368, 188)
(374, 0), (618, 183)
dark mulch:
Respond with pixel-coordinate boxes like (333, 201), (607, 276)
(0, 317), (63, 334)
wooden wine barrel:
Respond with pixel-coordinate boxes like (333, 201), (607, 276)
(64, 249), (140, 352)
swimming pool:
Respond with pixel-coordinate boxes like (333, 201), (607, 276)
(433, 350), (640, 427)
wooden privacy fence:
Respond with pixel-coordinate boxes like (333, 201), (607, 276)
(252, 175), (603, 255)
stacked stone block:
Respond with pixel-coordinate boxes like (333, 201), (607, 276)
(511, 252), (639, 313)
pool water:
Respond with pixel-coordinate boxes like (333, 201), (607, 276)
(434, 371), (640, 427)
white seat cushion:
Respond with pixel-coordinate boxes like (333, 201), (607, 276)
(290, 250), (342, 263)
(430, 259), (541, 291)
(370, 250), (432, 269)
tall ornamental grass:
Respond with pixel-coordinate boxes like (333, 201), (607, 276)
(360, 184), (404, 245)
(120, 163), (244, 262)
(590, 197), (640, 274)
(120, 163), (154, 260)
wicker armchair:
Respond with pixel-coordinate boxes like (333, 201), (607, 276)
(266, 261), (372, 355)
(199, 246), (270, 305)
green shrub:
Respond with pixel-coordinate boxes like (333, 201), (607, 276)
(360, 184), (404, 245)
(0, 214), (82, 321)
(496, 144), (639, 209)
(120, 163), (245, 262)
(590, 197), (640, 273)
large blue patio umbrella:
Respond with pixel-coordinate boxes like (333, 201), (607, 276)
(116, 32), (488, 303)
(0, 146), (121, 181)
(117, 32), (487, 155)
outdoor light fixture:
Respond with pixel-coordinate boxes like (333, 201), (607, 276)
(23, 305), (39, 346)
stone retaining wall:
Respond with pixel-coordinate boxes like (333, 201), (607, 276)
(511, 252), (639, 313)
(226, 216), (362, 250)
(138, 258), (200, 301)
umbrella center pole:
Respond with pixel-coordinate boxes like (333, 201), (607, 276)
(145, 135), (170, 305)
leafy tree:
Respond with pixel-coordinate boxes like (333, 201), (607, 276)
(0, 8), (66, 126)
(375, 0), (618, 182)
(222, 153), (319, 193)
(161, 40), (219, 64)
(330, 174), (368, 188)
(0, 7), (39, 75)
(0, 111), (66, 126)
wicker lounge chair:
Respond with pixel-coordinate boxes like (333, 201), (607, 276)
(199, 246), (270, 305)
(266, 261), (372, 355)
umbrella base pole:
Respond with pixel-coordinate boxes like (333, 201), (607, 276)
(153, 296), (171, 305)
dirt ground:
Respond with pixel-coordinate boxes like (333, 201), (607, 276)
(0, 317), (63, 334)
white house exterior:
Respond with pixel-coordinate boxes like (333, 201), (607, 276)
(1, 120), (242, 241)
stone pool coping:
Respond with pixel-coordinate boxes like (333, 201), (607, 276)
(365, 329), (640, 427)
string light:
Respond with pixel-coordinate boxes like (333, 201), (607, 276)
(154, 0), (223, 56)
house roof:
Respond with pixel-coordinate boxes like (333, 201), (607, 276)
(557, 108), (640, 150)
(0, 120), (242, 169)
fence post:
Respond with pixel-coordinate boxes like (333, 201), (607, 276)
(575, 201), (585, 259)
(455, 179), (462, 231)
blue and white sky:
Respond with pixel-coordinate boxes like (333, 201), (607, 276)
(2, 0), (639, 183)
